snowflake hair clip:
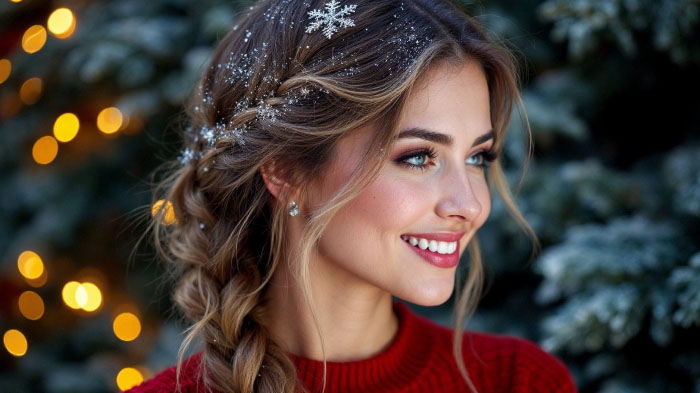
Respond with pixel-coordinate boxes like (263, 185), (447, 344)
(306, 0), (358, 39)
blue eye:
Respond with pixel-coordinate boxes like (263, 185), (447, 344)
(396, 146), (498, 172)
(396, 147), (437, 172)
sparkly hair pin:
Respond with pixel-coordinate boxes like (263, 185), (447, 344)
(305, 0), (358, 39)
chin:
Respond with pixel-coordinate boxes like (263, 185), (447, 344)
(398, 281), (454, 307)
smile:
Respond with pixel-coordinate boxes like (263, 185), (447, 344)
(401, 234), (461, 268)
(401, 235), (457, 254)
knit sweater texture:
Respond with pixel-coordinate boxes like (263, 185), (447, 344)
(125, 301), (577, 393)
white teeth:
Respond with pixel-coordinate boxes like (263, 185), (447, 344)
(418, 238), (429, 250)
(428, 240), (438, 252)
(402, 235), (457, 255)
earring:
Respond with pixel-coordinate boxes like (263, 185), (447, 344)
(288, 200), (299, 217)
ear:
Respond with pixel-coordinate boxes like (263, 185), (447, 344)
(260, 161), (293, 201)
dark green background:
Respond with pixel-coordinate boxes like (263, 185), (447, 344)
(1, 0), (699, 392)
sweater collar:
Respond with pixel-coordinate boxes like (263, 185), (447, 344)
(288, 300), (433, 393)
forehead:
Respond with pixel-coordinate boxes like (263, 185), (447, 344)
(399, 60), (491, 138)
(331, 59), (492, 161)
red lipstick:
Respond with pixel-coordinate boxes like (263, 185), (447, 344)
(401, 232), (464, 268)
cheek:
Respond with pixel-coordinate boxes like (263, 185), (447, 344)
(340, 174), (431, 233)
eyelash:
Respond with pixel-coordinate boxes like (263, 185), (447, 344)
(396, 146), (498, 172)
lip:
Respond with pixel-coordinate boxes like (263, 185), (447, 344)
(401, 232), (464, 268)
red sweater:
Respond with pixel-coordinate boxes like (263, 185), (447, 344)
(126, 301), (577, 393)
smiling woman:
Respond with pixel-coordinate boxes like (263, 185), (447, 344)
(135, 1), (577, 393)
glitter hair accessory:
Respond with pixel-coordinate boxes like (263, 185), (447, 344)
(305, 0), (358, 39)
(177, 1), (435, 167)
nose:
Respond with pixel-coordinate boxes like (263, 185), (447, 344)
(435, 166), (483, 223)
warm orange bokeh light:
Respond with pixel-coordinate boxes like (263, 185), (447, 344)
(18, 291), (45, 320)
(62, 281), (81, 309)
(0, 91), (22, 119)
(53, 113), (80, 142)
(151, 199), (177, 225)
(80, 282), (102, 312)
(113, 312), (141, 341)
(25, 267), (48, 287)
(97, 107), (123, 134)
(20, 77), (43, 105)
(21, 25), (47, 54)
(62, 281), (102, 311)
(3, 330), (27, 357)
(116, 367), (143, 391)
(32, 136), (59, 164)
(17, 250), (44, 279)
(47, 8), (76, 39)
(0, 59), (10, 84)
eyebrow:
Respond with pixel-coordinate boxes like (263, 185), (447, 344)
(397, 127), (495, 148)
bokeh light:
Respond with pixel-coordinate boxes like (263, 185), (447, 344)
(21, 25), (47, 54)
(32, 135), (58, 164)
(0, 91), (22, 118)
(19, 77), (43, 105)
(62, 281), (103, 311)
(97, 107), (123, 134)
(80, 282), (102, 311)
(113, 312), (141, 341)
(18, 291), (44, 320)
(62, 281), (81, 309)
(17, 250), (44, 279)
(3, 330), (27, 357)
(47, 8), (76, 39)
(25, 267), (48, 287)
(116, 367), (143, 391)
(0, 59), (10, 84)
(151, 199), (177, 225)
(53, 113), (80, 142)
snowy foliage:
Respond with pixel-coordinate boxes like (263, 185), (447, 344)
(538, 0), (700, 64)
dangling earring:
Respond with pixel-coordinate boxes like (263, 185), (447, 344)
(288, 200), (299, 217)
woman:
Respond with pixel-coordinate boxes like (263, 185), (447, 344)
(132, 0), (577, 392)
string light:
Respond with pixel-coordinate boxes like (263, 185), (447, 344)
(0, 59), (10, 84)
(151, 199), (177, 225)
(97, 107), (123, 134)
(53, 113), (80, 142)
(62, 281), (81, 309)
(32, 135), (58, 164)
(47, 8), (76, 39)
(62, 281), (103, 312)
(3, 330), (27, 357)
(17, 250), (44, 280)
(116, 367), (143, 391)
(113, 312), (141, 341)
(21, 25), (47, 54)
(25, 268), (48, 287)
(19, 77), (42, 105)
(18, 291), (45, 320)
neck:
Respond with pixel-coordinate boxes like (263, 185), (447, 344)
(261, 254), (399, 362)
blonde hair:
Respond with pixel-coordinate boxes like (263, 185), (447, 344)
(149, 1), (538, 392)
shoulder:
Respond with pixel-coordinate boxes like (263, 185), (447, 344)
(123, 352), (205, 393)
(463, 331), (578, 393)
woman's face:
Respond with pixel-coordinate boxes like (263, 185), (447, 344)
(307, 60), (494, 307)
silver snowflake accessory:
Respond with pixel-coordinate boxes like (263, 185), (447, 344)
(305, 0), (357, 39)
